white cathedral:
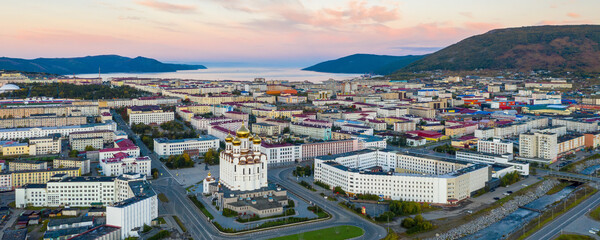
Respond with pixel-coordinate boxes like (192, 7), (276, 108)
(205, 124), (289, 217)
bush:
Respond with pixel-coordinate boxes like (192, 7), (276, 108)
(222, 208), (238, 217)
(334, 186), (346, 195)
(402, 214), (434, 234)
(357, 193), (380, 201)
(287, 199), (295, 208)
(142, 224), (152, 233)
(188, 195), (214, 219)
(500, 171), (520, 187)
(314, 180), (330, 189)
(389, 200), (421, 216)
(375, 211), (396, 222)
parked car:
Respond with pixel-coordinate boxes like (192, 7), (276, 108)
(507, 191), (513, 194)
(493, 197), (500, 200)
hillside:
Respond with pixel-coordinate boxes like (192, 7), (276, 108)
(400, 25), (600, 73)
(303, 54), (425, 75)
(0, 55), (206, 74)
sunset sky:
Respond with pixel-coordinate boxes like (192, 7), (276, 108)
(1, 0), (598, 66)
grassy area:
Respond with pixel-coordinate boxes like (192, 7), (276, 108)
(8, 201), (15, 208)
(517, 186), (598, 240)
(172, 216), (187, 232)
(185, 185), (194, 193)
(556, 234), (595, 240)
(547, 182), (572, 195)
(268, 225), (364, 240)
(157, 193), (169, 203)
(155, 217), (167, 224)
(40, 219), (49, 232)
(188, 195), (215, 220)
(380, 229), (400, 240)
(591, 205), (600, 221)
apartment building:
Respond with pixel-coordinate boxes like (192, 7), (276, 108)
(8, 160), (47, 172)
(29, 135), (62, 155)
(301, 139), (359, 160)
(290, 122), (332, 140)
(0, 142), (29, 156)
(71, 137), (104, 151)
(0, 105), (99, 118)
(551, 118), (599, 133)
(69, 130), (115, 144)
(519, 132), (559, 162)
(53, 158), (91, 175)
(153, 136), (219, 156)
(9, 168), (80, 188)
(98, 139), (140, 161)
(0, 121), (116, 140)
(584, 132), (600, 148)
(408, 107), (436, 119)
(191, 116), (231, 130)
(0, 115), (87, 129)
(252, 123), (281, 136)
(224, 111), (250, 122)
(394, 120), (416, 133)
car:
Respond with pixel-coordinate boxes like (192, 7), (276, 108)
(490, 189), (495, 192)
(466, 210), (473, 214)
(493, 197), (501, 200)
(507, 191), (513, 194)
(589, 230), (597, 234)
(522, 184), (528, 187)
(592, 227), (599, 232)
(503, 193), (510, 196)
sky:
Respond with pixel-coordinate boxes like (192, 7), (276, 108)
(0, 0), (598, 66)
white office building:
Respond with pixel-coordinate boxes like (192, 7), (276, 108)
(153, 136), (219, 157)
(100, 156), (151, 177)
(0, 121), (116, 140)
(260, 143), (302, 166)
(314, 150), (490, 204)
(477, 139), (513, 155)
(456, 151), (529, 176)
(129, 112), (174, 126)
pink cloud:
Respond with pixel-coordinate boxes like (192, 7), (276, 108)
(136, 0), (196, 13)
(567, 12), (580, 18)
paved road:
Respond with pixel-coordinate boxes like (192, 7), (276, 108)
(112, 110), (386, 239)
(525, 191), (600, 240)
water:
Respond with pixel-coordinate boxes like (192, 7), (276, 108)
(77, 67), (361, 83)
(463, 186), (575, 240)
(581, 165), (600, 175)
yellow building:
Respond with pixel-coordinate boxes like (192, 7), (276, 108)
(1, 142), (29, 156)
(8, 160), (47, 172)
(251, 109), (303, 119)
(11, 168), (80, 188)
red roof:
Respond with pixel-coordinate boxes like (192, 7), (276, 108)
(406, 130), (444, 139)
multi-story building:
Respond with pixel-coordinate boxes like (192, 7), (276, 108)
(69, 130), (115, 144)
(29, 135), (62, 155)
(0, 121), (116, 140)
(129, 111), (174, 126)
(301, 139), (359, 160)
(107, 192), (158, 239)
(477, 139), (513, 155)
(71, 137), (104, 151)
(100, 155), (150, 177)
(0, 142), (29, 156)
(341, 124), (374, 135)
(519, 132), (558, 162)
(0, 104), (99, 119)
(98, 139), (140, 161)
(153, 136), (219, 157)
(0, 115), (87, 129)
(53, 158), (91, 175)
(224, 111), (250, 122)
(409, 107), (436, 118)
(551, 118), (599, 133)
(8, 160), (47, 172)
(584, 132), (600, 148)
(260, 143), (302, 166)
(252, 123), (281, 136)
(191, 116), (231, 130)
(394, 120), (416, 133)
(314, 150), (490, 204)
(290, 122), (331, 140)
(9, 168), (80, 188)
(456, 151), (529, 176)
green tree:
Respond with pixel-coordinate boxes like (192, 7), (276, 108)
(68, 150), (79, 157)
(84, 145), (96, 151)
(334, 186), (346, 195)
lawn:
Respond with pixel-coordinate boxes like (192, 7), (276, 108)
(590, 204), (600, 221)
(556, 234), (594, 240)
(157, 193), (169, 203)
(269, 225), (364, 240)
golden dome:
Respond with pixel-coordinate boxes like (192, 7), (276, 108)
(232, 137), (241, 146)
(225, 133), (233, 142)
(253, 134), (262, 144)
(236, 123), (250, 138)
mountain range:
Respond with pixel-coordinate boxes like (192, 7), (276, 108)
(305, 25), (600, 75)
(0, 55), (206, 75)
(302, 54), (425, 75)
